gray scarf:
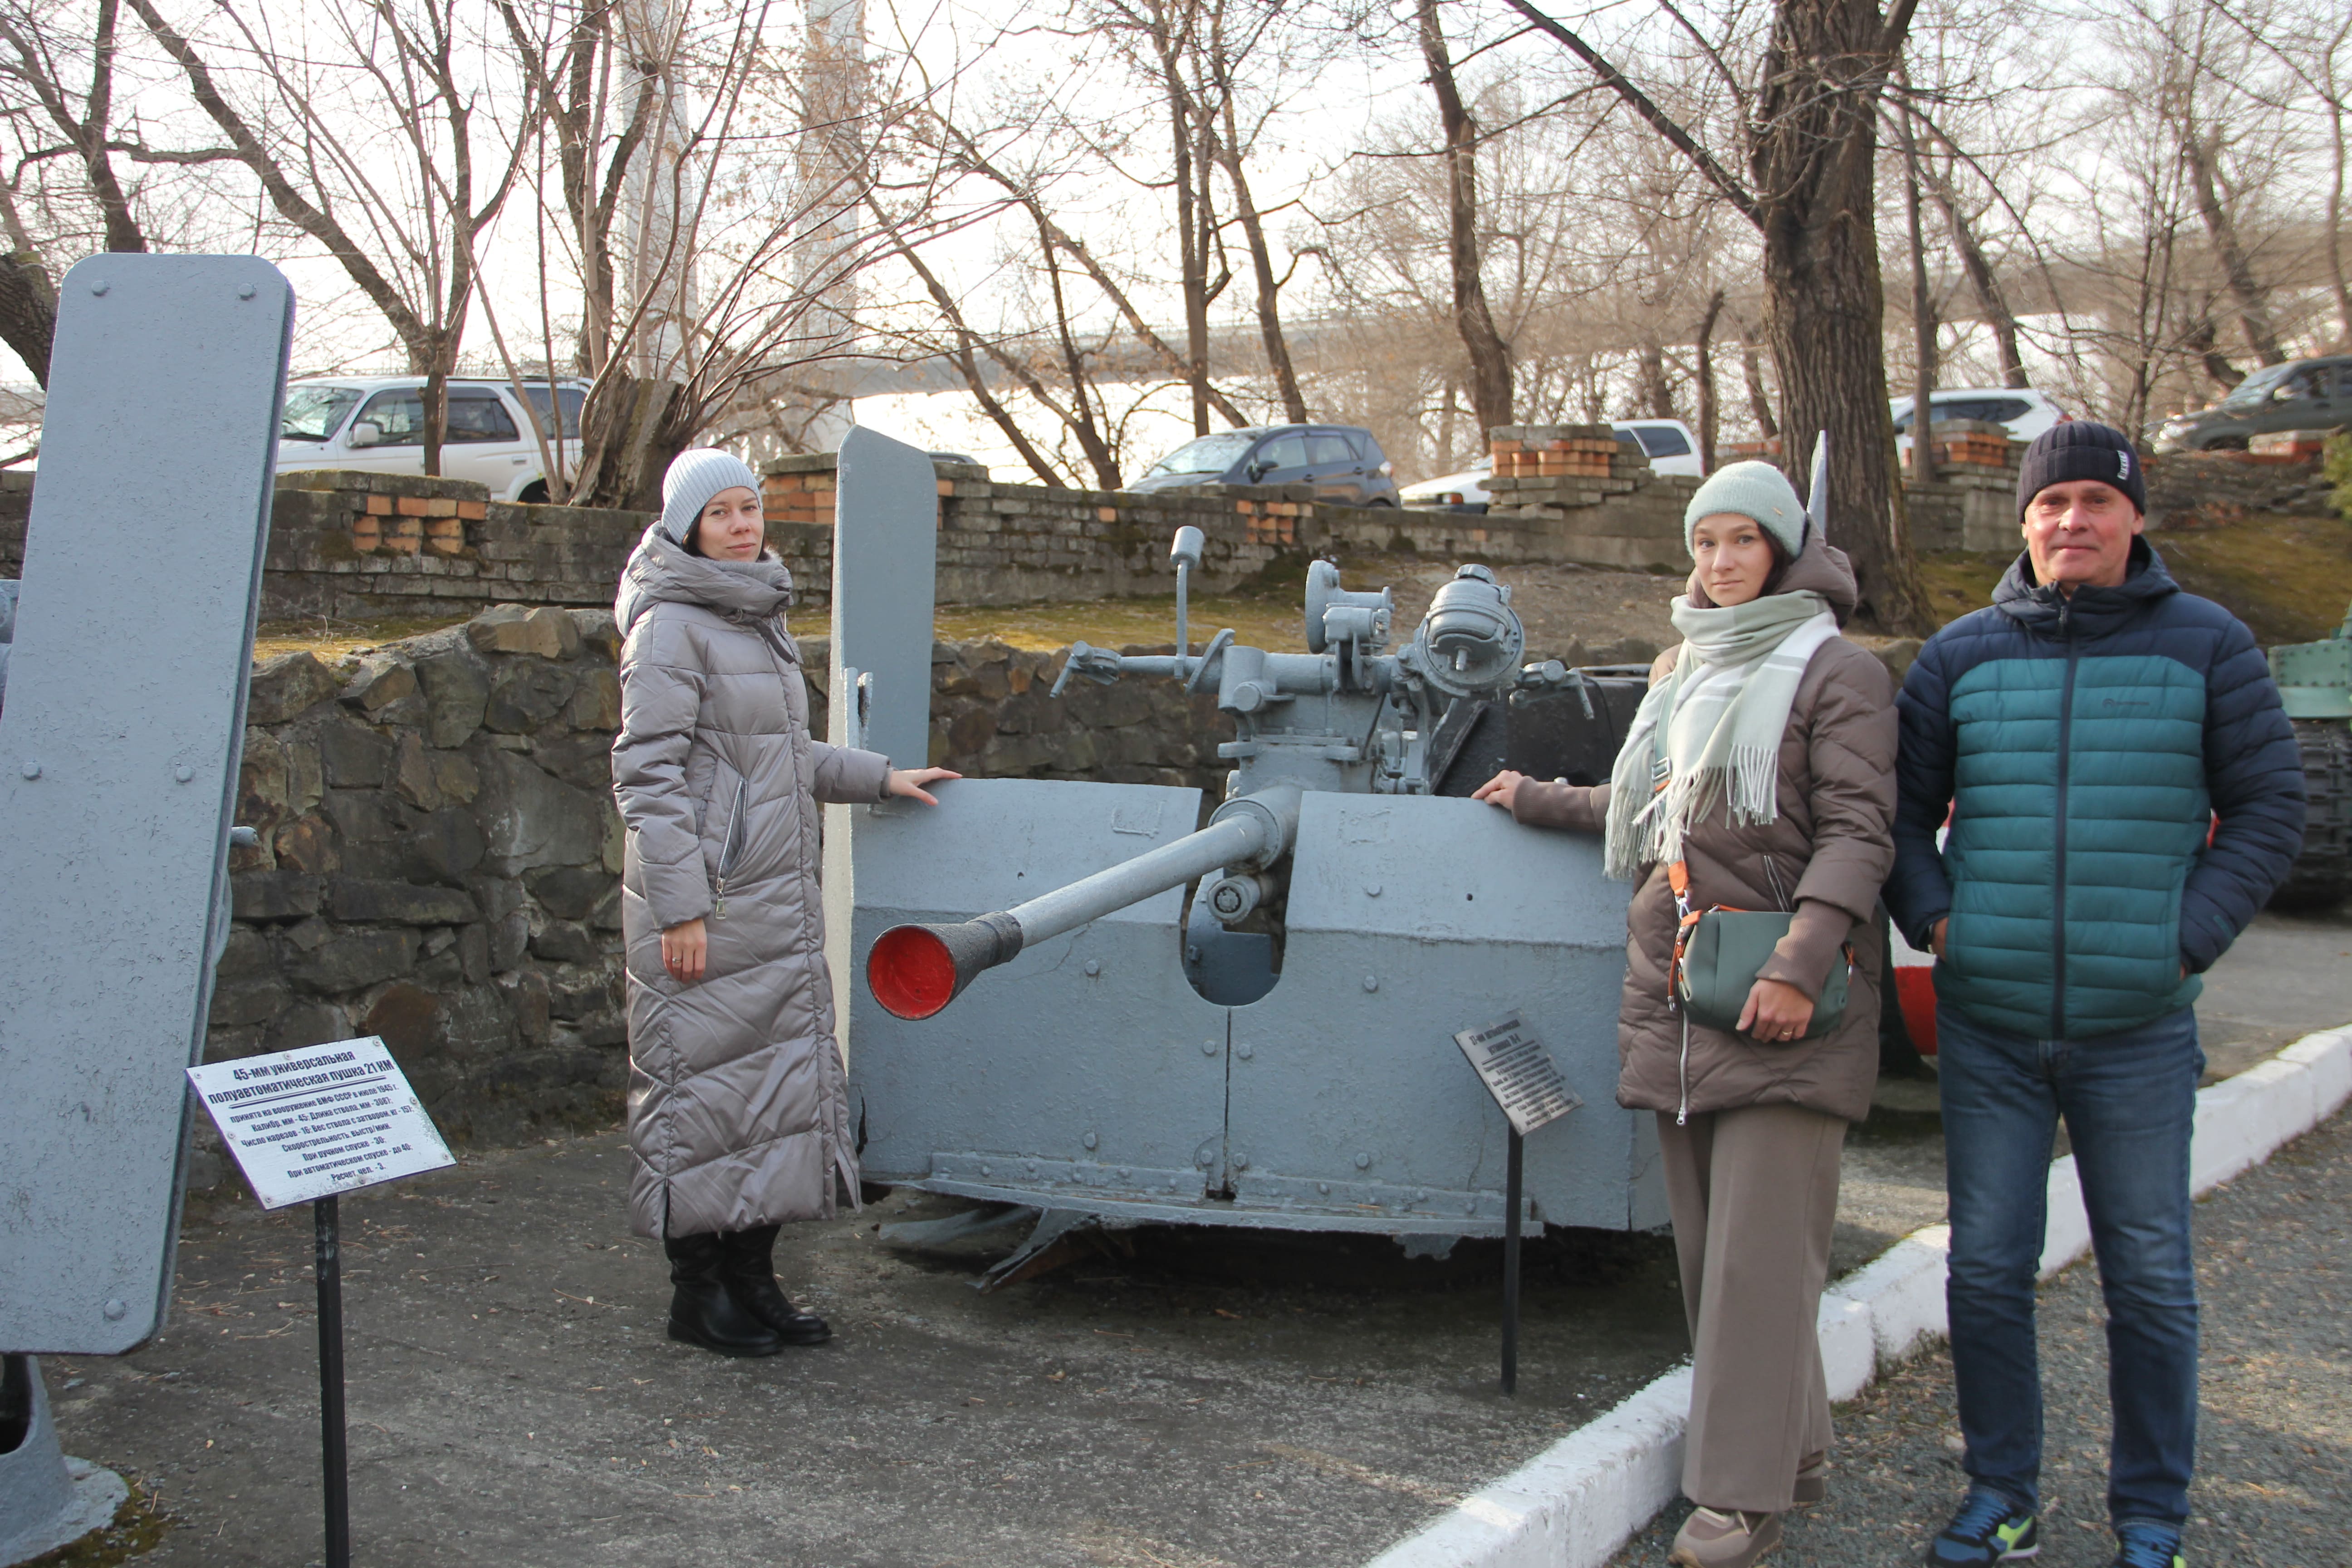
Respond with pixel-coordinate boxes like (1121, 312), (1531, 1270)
(1602, 588), (1838, 880)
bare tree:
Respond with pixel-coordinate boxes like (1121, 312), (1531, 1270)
(130, 0), (539, 473)
(1505, 0), (1933, 630)
(1416, 0), (1513, 433)
(0, 0), (244, 380)
(1692, 286), (1725, 470)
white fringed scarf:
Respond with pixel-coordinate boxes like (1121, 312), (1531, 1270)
(1602, 589), (1840, 880)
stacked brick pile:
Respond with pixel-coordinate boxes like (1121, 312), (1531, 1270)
(2248, 430), (2335, 462)
(1489, 425), (1641, 482)
(345, 487), (492, 556)
(1483, 425), (1659, 514)
(1479, 424), (1699, 570)
(1924, 419), (2016, 470)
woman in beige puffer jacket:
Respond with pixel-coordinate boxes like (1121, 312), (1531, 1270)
(1478, 462), (1896, 1568)
(612, 449), (954, 1358)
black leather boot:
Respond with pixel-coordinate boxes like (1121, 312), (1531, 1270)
(718, 1225), (832, 1345)
(664, 1232), (784, 1357)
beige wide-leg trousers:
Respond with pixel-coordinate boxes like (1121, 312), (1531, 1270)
(1656, 1102), (1847, 1514)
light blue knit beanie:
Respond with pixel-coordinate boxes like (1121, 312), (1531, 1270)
(659, 447), (763, 544)
(1683, 460), (1808, 558)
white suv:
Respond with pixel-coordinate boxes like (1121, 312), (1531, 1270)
(1890, 387), (2069, 461)
(274, 375), (588, 502)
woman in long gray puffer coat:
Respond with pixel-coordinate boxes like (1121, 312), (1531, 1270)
(611, 448), (955, 1357)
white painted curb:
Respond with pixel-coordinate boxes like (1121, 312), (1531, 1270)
(1365, 1024), (2352, 1568)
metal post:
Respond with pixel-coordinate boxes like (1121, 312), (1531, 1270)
(313, 1196), (349, 1568)
(1501, 1127), (1523, 1396)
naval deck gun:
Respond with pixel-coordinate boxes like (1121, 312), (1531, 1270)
(836, 507), (1659, 1262)
(866, 529), (1600, 1019)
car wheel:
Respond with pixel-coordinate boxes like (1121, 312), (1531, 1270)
(2200, 434), (2249, 452)
(1367, 496), (1396, 508)
(518, 479), (551, 504)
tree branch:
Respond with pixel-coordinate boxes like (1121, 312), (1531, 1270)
(1500, 0), (1758, 224)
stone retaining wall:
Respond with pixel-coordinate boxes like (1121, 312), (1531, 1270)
(203, 605), (1233, 1147)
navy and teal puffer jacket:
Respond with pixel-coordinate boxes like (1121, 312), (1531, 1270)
(1887, 541), (2303, 1039)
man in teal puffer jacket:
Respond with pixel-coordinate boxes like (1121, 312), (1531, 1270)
(1887, 422), (2303, 1568)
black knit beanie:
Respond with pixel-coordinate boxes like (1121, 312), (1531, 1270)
(2016, 421), (2146, 519)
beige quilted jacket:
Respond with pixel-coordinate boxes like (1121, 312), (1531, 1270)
(611, 529), (891, 1238)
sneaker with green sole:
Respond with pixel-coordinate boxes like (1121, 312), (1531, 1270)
(2109, 1523), (2184, 1568)
(1929, 1487), (2038, 1563)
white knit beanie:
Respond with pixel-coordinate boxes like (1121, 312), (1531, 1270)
(658, 448), (763, 544)
(1683, 460), (1808, 558)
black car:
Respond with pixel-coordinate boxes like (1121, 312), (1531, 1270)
(2153, 355), (2352, 452)
(1126, 424), (1400, 505)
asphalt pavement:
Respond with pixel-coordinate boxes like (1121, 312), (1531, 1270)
(30, 908), (2352, 1567)
(1609, 1099), (2352, 1568)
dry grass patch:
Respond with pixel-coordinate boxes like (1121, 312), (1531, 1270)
(1916, 510), (2352, 644)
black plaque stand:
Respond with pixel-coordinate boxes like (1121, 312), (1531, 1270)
(314, 1196), (350, 1568)
(1501, 1128), (1524, 1396)
(1452, 1011), (1580, 1401)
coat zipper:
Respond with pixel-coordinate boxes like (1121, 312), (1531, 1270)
(2051, 605), (2078, 1040)
(712, 776), (749, 920)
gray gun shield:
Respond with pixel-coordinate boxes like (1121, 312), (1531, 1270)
(0, 255), (294, 1354)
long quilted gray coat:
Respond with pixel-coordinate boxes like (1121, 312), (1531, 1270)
(611, 528), (891, 1238)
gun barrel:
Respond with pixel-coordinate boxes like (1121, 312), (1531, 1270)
(867, 787), (1297, 1020)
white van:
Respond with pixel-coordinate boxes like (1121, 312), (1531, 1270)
(275, 375), (589, 502)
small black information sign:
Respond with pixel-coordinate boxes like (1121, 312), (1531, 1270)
(1452, 1012), (1582, 1136)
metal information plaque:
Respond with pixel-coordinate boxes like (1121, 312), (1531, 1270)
(1453, 1012), (1583, 1136)
(186, 1038), (454, 1210)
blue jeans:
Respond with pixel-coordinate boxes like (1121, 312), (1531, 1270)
(1937, 1000), (2202, 1529)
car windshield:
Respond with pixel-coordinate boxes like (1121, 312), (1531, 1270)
(2221, 363), (2296, 409)
(281, 385), (361, 441)
(1142, 432), (1259, 478)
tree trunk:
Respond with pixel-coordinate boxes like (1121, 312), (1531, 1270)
(1637, 341), (1674, 419)
(1901, 115), (1937, 484)
(1921, 144), (2025, 387)
(1416, 0), (1513, 435)
(1693, 290), (1725, 472)
(573, 374), (694, 511)
(2182, 127), (2286, 366)
(0, 253), (55, 387)
(1217, 103), (1308, 424)
(2326, 98), (2351, 350)
(1750, 0), (1928, 632)
(422, 368), (447, 479)
(2185, 309), (2244, 390)
(1742, 333), (1778, 441)
(1165, 59), (1212, 435)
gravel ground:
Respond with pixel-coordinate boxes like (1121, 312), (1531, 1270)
(1610, 1105), (2352, 1567)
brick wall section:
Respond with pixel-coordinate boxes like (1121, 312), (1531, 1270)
(5, 448), (1748, 614)
(258, 471), (648, 622)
